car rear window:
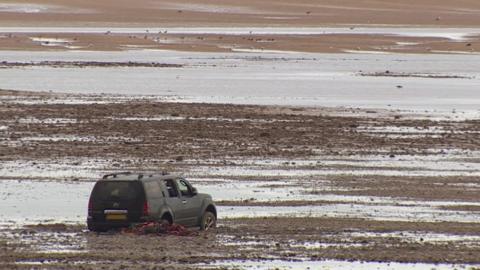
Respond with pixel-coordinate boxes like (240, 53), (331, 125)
(92, 181), (143, 201)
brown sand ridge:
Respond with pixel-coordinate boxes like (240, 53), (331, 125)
(1, 0), (480, 27)
(0, 32), (479, 54)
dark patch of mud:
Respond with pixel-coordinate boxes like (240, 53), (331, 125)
(314, 175), (480, 202)
(23, 223), (84, 232)
(439, 205), (480, 212)
(1, 90), (479, 162)
(358, 71), (473, 79)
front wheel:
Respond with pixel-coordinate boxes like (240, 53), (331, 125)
(200, 211), (216, 231)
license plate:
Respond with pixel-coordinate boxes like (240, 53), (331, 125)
(106, 214), (127, 221)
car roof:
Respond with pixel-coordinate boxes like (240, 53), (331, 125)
(100, 172), (182, 182)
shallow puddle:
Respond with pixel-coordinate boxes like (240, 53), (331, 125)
(2, 178), (480, 224)
(0, 50), (479, 113)
(347, 231), (480, 245)
(0, 159), (106, 180)
(0, 4), (91, 14)
(1, 27), (479, 40)
(219, 204), (480, 223)
(0, 180), (93, 224)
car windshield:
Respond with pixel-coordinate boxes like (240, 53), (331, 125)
(93, 181), (143, 201)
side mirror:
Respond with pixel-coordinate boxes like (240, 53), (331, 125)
(191, 187), (198, 196)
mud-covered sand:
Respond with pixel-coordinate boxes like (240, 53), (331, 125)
(1, 218), (480, 270)
(1, 90), (480, 269)
(1, 90), (479, 160)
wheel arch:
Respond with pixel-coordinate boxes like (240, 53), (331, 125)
(204, 204), (217, 218)
(159, 207), (174, 224)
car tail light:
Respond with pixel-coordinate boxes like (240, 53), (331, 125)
(142, 201), (149, 216)
(88, 199), (93, 213)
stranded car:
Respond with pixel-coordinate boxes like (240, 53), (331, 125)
(87, 172), (217, 232)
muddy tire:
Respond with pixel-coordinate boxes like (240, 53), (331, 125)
(160, 214), (173, 226)
(87, 224), (96, 232)
(160, 218), (171, 230)
(200, 211), (216, 231)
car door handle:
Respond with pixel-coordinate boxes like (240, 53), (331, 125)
(182, 200), (187, 204)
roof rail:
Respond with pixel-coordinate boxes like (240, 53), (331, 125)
(102, 171), (132, 179)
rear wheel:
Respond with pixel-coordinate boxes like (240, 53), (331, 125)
(160, 214), (173, 226)
(200, 211), (216, 231)
(88, 223), (106, 232)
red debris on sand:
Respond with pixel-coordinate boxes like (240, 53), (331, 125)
(121, 222), (197, 236)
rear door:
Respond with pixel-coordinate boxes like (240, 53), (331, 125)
(90, 181), (144, 223)
(143, 180), (164, 219)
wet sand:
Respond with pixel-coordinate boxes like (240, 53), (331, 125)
(1, 0), (480, 54)
(1, 0), (480, 27)
(2, 90), (479, 160)
(1, 90), (479, 268)
(1, 218), (480, 269)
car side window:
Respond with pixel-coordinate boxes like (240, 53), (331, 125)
(176, 179), (192, 197)
(164, 179), (179, 197)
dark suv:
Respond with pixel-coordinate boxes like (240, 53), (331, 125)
(87, 172), (217, 232)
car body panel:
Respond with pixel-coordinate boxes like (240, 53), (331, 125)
(175, 178), (203, 226)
